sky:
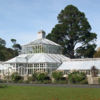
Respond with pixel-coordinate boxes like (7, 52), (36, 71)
(0, 0), (100, 48)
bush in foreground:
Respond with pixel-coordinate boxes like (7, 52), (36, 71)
(52, 71), (68, 84)
(68, 71), (88, 84)
(37, 73), (50, 82)
(55, 77), (68, 84)
(52, 71), (63, 81)
(26, 72), (51, 83)
(11, 72), (23, 83)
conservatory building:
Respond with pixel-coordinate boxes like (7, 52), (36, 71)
(4, 30), (69, 76)
(57, 58), (100, 76)
(2, 30), (100, 78)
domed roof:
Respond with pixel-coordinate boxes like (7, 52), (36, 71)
(24, 38), (60, 46)
(23, 30), (61, 46)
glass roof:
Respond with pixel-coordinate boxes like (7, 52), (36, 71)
(5, 53), (70, 63)
(23, 38), (61, 47)
(57, 58), (100, 70)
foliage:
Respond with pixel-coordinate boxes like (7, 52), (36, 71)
(46, 5), (97, 58)
(79, 79), (88, 84)
(12, 44), (22, 51)
(37, 73), (49, 82)
(26, 73), (51, 83)
(11, 39), (22, 54)
(32, 72), (38, 81)
(52, 71), (63, 81)
(0, 46), (17, 61)
(68, 71), (88, 84)
(27, 73), (38, 83)
(0, 38), (21, 61)
(11, 72), (23, 82)
(11, 39), (16, 44)
(54, 77), (68, 84)
(42, 79), (51, 84)
(27, 76), (33, 82)
(94, 47), (100, 58)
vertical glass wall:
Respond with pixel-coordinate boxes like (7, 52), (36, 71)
(21, 44), (62, 54)
(13, 62), (60, 76)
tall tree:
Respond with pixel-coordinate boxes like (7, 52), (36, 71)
(0, 44), (17, 61)
(0, 38), (21, 61)
(46, 5), (97, 58)
(11, 39), (22, 55)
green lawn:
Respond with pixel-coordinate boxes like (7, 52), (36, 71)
(0, 85), (100, 100)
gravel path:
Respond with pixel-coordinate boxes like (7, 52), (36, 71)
(0, 83), (100, 88)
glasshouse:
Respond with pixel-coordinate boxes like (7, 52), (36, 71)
(2, 30), (69, 76)
(57, 58), (100, 76)
(0, 30), (100, 78)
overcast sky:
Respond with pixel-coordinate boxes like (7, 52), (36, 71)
(0, 0), (100, 48)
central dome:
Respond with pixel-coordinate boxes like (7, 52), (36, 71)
(21, 30), (62, 54)
(27, 38), (60, 46)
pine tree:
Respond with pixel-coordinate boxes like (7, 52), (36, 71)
(46, 5), (97, 58)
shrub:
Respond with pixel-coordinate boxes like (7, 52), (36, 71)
(37, 73), (48, 82)
(42, 80), (51, 84)
(37, 73), (46, 82)
(52, 71), (63, 81)
(27, 76), (33, 82)
(68, 71), (88, 84)
(11, 72), (23, 83)
(26, 73), (38, 83)
(53, 77), (68, 84)
(32, 73), (38, 81)
(79, 79), (88, 84)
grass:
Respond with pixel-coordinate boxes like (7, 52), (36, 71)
(0, 85), (100, 100)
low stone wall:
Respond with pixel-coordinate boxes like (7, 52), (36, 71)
(87, 75), (100, 84)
